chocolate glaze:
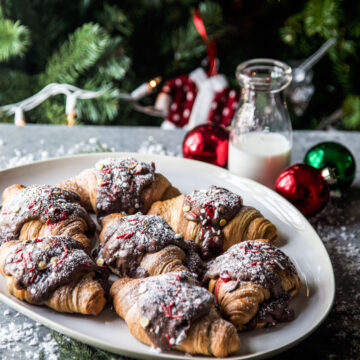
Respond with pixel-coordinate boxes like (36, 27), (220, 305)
(98, 214), (203, 278)
(248, 293), (294, 329)
(95, 158), (155, 219)
(3, 236), (107, 303)
(0, 185), (95, 244)
(132, 272), (214, 350)
(204, 240), (298, 327)
(183, 186), (242, 259)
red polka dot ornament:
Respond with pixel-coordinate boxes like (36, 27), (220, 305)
(155, 69), (239, 130)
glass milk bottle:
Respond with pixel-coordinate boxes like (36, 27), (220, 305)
(228, 59), (293, 188)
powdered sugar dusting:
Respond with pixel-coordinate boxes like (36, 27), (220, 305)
(0, 185), (94, 242)
(0, 309), (58, 359)
(308, 194), (360, 358)
(95, 157), (155, 218)
(99, 213), (203, 277)
(183, 186), (243, 259)
(4, 236), (100, 303)
(134, 272), (214, 350)
(205, 241), (298, 301)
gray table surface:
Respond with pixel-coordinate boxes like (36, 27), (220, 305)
(0, 124), (359, 360)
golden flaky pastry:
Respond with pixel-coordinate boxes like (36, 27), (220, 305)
(0, 184), (95, 250)
(58, 157), (180, 219)
(0, 236), (107, 315)
(149, 185), (277, 259)
(110, 272), (240, 357)
(204, 240), (301, 330)
(97, 213), (203, 278)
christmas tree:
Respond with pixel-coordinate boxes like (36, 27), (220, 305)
(0, 0), (359, 129)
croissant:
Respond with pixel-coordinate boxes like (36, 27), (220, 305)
(0, 236), (107, 315)
(0, 184), (95, 250)
(97, 213), (203, 278)
(57, 157), (180, 219)
(148, 185), (277, 259)
(110, 272), (240, 357)
(204, 240), (301, 331)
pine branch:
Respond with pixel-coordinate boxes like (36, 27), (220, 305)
(0, 68), (33, 104)
(0, 19), (30, 61)
(83, 37), (131, 84)
(76, 85), (120, 124)
(280, 13), (304, 46)
(95, 4), (133, 36)
(51, 331), (128, 360)
(41, 23), (110, 84)
(342, 95), (360, 130)
(172, 0), (227, 68)
(304, 0), (339, 38)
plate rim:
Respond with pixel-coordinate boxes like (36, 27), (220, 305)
(0, 152), (335, 359)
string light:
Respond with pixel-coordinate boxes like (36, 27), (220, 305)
(0, 78), (164, 126)
(14, 108), (26, 126)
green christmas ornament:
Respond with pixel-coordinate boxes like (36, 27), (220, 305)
(304, 141), (356, 190)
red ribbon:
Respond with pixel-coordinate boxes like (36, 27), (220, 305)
(193, 9), (217, 76)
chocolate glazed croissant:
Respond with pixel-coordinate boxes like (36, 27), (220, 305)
(110, 272), (240, 357)
(204, 240), (301, 331)
(58, 157), (180, 219)
(148, 185), (277, 259)
(0, 184), (95, 250)
(0, 236), (107, 315)
(97, 213), (203, 278)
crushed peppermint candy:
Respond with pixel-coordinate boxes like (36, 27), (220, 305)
(183, 186), (243, 259)
(0, 185), (95, 243)
(95, 158), (156, 219)
(205, 240), (300, 329)
(130, 272), (214, 350)
(3, 236), (103, 303)
(98, 213), (203, 278)
(205, 241), (297, 297)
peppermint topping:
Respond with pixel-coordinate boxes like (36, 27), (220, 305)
(134, 272), (214, 350)
(3, 236), (102, 303)
(183, 186), (242, 259)
(205, 241), (296, 297)
(98, 214), (203, 277)
(95, 158), (155, 218)
(205, 241), (298, 328)
(0, 185), (94, 243)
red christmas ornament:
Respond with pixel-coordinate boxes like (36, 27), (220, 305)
(275, 163), (330, 217)
(183, 123), (229, 167)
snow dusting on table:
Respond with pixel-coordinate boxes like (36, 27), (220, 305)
(0, 308), (57, 359)
(0, 136), (178, 170)
(0, 128), (358, 359)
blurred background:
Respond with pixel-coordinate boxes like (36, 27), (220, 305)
(0, 0), (359, 130)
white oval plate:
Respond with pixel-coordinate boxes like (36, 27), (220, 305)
(0, 153), (334, 359)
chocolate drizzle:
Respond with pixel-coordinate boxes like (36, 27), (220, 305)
(3, 236), (105, 303)
(0, 185), (95, 243)
(133, 272), (214, 350)
(247, 293), (294, 329)
(98, 214), (203, 278)
(95, 158), (155, 219)
(204, 240), (298, 327)
(183, 186), (242, 259)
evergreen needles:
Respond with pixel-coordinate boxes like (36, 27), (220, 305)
(41, 23), (110, 84)
(0, 19), (30, 61)
(52, 331), (128, 360)
(0, 0), (359, 129)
